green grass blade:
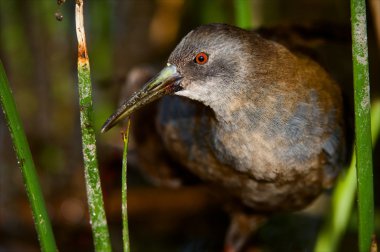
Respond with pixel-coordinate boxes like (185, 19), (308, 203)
(314, 155), (357, 252)
(316, 2), (375, 248)
(234, 0), (252, 29)
(371, 101), (380, 144)
(122, 119), (131, 252)
(0, 60), (57, 252)
(75, 1), (112, 251)
(314, 101), (380, 252)
(350, 0), (374, 251)
(316, 2), (375, 250)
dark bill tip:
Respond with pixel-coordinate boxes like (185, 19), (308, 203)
(101, 64), (181, 133)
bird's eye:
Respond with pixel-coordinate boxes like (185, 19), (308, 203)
(194, 52), (208, 65)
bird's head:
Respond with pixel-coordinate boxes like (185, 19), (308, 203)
(101, 24), (257, 133)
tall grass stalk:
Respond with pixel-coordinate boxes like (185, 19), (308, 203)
(350, 0), (374, 251)
(234, 0), (252, 29)
(314, 101), (380, 252)
(75, 1), (111, 251)
(0, 61), (57, 252)
(122, 119), (131, 252)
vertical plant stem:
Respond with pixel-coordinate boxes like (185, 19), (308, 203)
(371, 101), (380, 142)
(314, 156), (357, 252)
(234, 0), (252, 29)
(0, 61), (57, 252)
(314, 101), (380, 252)
(122, 119), (131, 252)
(75, 1), (111, 251)
(350, 0), (374, 251)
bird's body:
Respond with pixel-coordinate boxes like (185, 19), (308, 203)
(156, 24), (344, 211)
(102, 23), (345, 249)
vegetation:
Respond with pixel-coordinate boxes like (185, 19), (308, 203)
(0, 0), (378, 251)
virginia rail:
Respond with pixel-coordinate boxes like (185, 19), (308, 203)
(102, 23), (345, 251)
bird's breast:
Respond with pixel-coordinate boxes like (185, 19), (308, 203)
(155, 79), (344, 211)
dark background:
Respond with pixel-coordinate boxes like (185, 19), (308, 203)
(0, 0), (379, 251)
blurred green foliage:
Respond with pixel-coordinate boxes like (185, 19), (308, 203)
(0, 0), (378, 251)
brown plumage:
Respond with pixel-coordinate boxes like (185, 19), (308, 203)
(102, 23), (346, 251)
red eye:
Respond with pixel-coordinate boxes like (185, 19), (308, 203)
(194, 52), (208, 65)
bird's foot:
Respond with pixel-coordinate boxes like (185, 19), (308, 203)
(224, 212), (267, 252)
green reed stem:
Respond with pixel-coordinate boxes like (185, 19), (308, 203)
(75, 1), (111, 251)
(122, 119), (131, 252)
(0, 60), (57, 252)
(234, 0), (252, 29)
(314, 101), (380, 252)
(350, 0), (375, 251)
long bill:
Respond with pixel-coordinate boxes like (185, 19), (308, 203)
(101, 64), (182, 133)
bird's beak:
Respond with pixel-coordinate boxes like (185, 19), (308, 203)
(101, 64), (182, 133)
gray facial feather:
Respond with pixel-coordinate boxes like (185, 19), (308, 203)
(157, 23), (345, 211)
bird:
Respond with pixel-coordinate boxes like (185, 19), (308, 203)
(101, 23), (345, 251)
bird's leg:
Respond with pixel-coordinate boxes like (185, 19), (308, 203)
(224, 211), (267, 252)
